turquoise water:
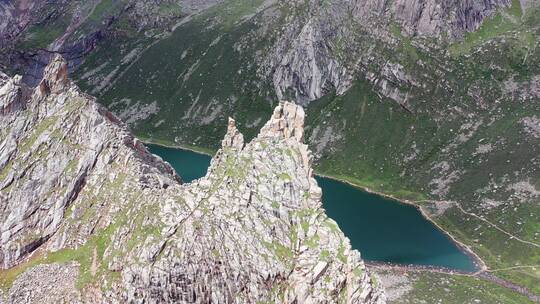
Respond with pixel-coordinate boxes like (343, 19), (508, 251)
(148, 144), (477, 271)
(151, 145), (213, 182)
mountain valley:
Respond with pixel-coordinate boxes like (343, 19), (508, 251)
(1, 0), (539, 302)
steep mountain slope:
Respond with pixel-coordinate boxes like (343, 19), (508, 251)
(0, 55), (384, 303)
(0, 0), (224, 84)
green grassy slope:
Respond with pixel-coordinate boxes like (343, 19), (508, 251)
(376, 269), (535, 304)
(76, 0), (277, 147)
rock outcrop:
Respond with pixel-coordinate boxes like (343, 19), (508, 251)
(263, 0), (513, 104)
(0, 55), (385, 303)
(389, 0), (511, 38)
(268, 18), (353, 104)
(0, 73), (26, 115)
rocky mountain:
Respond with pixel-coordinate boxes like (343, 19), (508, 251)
(1, 0), (539, 302)
(0, 0), (224, 84)
(264, 0), (516, 103)
(0, 55), (384, 303)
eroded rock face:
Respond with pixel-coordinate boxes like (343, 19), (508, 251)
(389, 0), (511, 38)
(0, 55), (180, 270)
(0, 73), (26, 115)
(347, 0), (512, 38)
(0, 56), (385, 303)
(268, 18), (353, 104)
(263, 0), (512, 104)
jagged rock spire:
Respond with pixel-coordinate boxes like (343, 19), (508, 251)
(37, 54), (70, 97)
(259, 101), (305, 142)
(221, 117), (244, 149)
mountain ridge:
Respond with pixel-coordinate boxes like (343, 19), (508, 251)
(66, 1), (539, 299)
(0, 55), (384, 303)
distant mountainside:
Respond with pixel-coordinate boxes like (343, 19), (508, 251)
(0, 0), (539, 302)
(0, 0), (223, 83)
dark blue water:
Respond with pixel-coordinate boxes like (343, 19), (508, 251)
(148, 144), (477, 271)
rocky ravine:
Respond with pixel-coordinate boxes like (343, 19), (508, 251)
(0, 55), (385, 303)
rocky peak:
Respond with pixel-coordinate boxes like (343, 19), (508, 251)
(221, 117), (245, 150)
(259, 101), (305, 142)
(37, 54), (70, 97)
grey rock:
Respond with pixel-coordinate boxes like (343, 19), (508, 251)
(7, 263), (81, 304)
(354, 0), (512, 38)
(260, 0), (512, 104)
(0, 74), (26, 115)
(268, 19), (352, 104)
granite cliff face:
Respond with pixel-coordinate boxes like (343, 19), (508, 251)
(389, 0), (511, 37)
(0, 55), (385, 303)
(263, 0), (513, 104)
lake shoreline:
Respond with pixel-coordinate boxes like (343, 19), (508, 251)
(140, 137), (215, 157)
(370, 262), (540, 302)
(141, 138), (486, 274)
(317, 172), (488, 273)
(367, 261), (476, 277)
